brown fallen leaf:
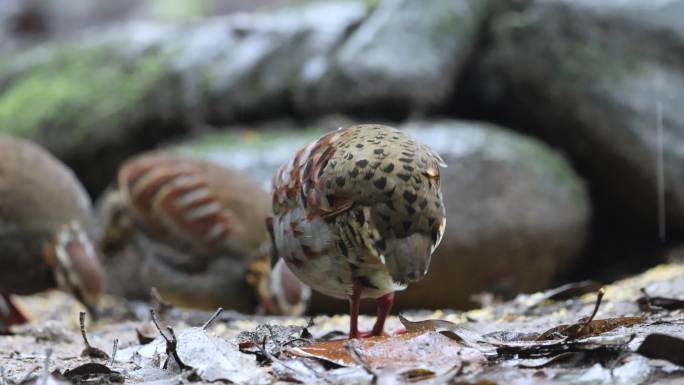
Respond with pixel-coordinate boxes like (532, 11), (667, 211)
(63, 363), (124, 384)
(397, 315), (491, 352)
(290, 331), (486, 371)
(636, 334), (684, 366)
(535, 316), (644, 341)
(136, 321), (157, 345)
(637, 288), (684, 312)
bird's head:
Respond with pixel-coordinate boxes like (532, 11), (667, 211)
(96, 188), (136, 254)
(45, 221), (105, 318)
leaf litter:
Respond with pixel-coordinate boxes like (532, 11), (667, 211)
(1, 263), (683, 384)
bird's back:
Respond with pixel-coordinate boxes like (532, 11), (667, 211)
(118, 152), (269, 258)
(272, 125), (446, 293)
(0, 136), (92, 233)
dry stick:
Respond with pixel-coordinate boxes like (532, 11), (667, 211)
(79, 312), (92, 350)
(570, 287), (606, 340)
(109, 339), (119, 367)
(202, 307), (224, 331)
(41, 349), (52, 385)
(18, 366), (38, 384)
(149, 309), (189, 370)
(345, 341), (377, 384)
(258, 337), (331, 384)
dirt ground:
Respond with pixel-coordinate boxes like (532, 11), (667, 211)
(1, 263), (684, 385)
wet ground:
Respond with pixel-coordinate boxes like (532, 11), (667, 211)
(1, 263), (684, 384)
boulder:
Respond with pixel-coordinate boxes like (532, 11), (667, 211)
(296, 0), (488, 118)
(457, 0), (684, 240)
(0, 2), (369, 196)
(178, 119), (590, 310)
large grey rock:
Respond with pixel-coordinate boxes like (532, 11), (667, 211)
(298, 0), (488, 117)
(178, 119), (590, 310)
(458, 0), (684, 239)
(0, 1), (369, 195)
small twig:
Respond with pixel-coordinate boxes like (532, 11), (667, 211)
(565, 287), (606, 341)
(258, 337), (331, 384)
(345, 341), (377, 384)
(149, 309), (189, 370)
(19, 366), (38, 384)
(41, 349), (52, 385)
(1, 366), (7, 385)
(109, 339), (119, 367)
(202, 307), (223, 331)
(79, 312), (92, 350)
(79, 312), (109, 359)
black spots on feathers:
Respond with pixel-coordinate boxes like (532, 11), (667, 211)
(338, 240), (349, 257)
(349, 168), (359, 178)
(428, 217), (436, 226)
(354, 210), (365, 225)
(336, 176), (346, 187)
(402, 165), (414, 172)
(383, 163), (394, 173)
(402, 190), (417, 204)
(364, 170), (375, 180)
(356, 159), (369, 168)
(374, 238), (386, 251)
(356, 143), (364, 149)
(399, 157), (413, 163)
(374, 148), (384, 155)
(374, 177), (387, 190)
(344, 153), (354, 161)
(378, 212), (390, 223)
(397, 173), (411, 181)
(356, 276), (378, 289)
(419, 199), (428, 211)
(384, 186), (396, 198)
(405, 204), (416, 215)
(402, 221), (412, 233)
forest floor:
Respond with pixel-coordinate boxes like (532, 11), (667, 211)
(1, 263), (684, 385)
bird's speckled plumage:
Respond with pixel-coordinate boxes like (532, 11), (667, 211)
(0, 136), (104, 326)
(271, 124), (446, 329)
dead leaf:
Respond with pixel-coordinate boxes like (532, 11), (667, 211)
(636, 334), (684, 366)
(136, 321), (157, 345)
(637, 288), (684, 312)
(137, 327), (269, 383)
(290, 331), (486, 371)
(536, 316), (644, 341)
(63, 363), (124, 384)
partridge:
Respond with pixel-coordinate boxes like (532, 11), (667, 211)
(270, 124), (446, 338)
(0, 136), (104, 329)
(99, 152), (310, 315)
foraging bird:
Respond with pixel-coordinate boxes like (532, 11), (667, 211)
(270, 124), (446, 338)
(99, 152), (310, 315)
(0, 136), (104, 330)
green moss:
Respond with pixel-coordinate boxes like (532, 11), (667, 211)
(0, 44), (169, 140)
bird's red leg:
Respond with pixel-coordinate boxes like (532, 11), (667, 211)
(370, 292), (394, 337)
(348, 278), (363, 339)
(0, 293), (28, 332)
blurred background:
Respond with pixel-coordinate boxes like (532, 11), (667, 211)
(1, 0), (683, 314)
